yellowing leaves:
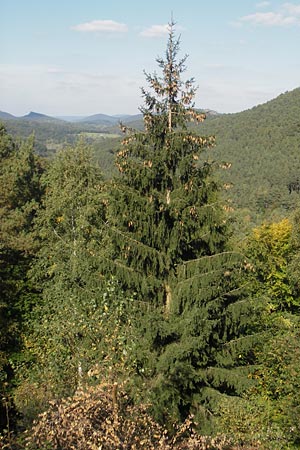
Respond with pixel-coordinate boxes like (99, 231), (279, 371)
(249, 218), (294, 310)
(253, 218), (292, 254)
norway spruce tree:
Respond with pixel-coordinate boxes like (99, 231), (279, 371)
(107, 22), (259, 432)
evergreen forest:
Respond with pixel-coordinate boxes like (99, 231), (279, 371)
(1, 23), (300, 450)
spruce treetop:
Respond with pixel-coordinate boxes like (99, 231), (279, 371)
(117, 20), (215, 187)
(141, 20), (206, 132)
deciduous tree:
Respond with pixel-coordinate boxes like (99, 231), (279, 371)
(16, 141), (115, 417)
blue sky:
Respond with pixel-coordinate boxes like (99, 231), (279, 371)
(1, 0), (300, 116)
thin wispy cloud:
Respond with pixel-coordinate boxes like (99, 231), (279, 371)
(237, 2), (300, 27)
(71, 20), (128, 33)
(256, 1), (271, 8)
(140, 24), (169, 38)
(283, 2), (300, 14)
(240, 12), (297, 26)
(203, 63), (227, 70)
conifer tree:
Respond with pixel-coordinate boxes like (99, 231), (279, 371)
(0, 128), (43, 253)
(107, 22), (259, 431)
(0, 125), (43, 434)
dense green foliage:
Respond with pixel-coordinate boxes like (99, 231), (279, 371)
(3, 88), (300, 229)
(247, 218), (296, 311)
(24, 142), (108, 396)
(216, 216), (300, 448)
(2, 117), (121, 163)
(0, 125), (43, 438)
(102, 23), (261, 433)
(198, 88), (300, 224)
(1, 25), (300, 450)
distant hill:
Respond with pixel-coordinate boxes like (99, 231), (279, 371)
(2, 89), (300, 225)
(197, 87), (300, 224)
(198, 108), (220, 118)
(1, 111), (123, 158)
(20, 111), (65, 123)
(122, 113), (143, 123)
(78, 113), (143, 126)
(0, 111), (16, 120)
(0, 109), (217, 125)
(56, 116), (87, 122)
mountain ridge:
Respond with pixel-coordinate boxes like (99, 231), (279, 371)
(0, 109), (218, 126)
(0, 110), (143, 125)
(2, 87), (300, 223)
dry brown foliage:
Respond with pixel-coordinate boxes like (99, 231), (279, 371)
(25, 383), (258, 450)
(26, 383), (169, 450)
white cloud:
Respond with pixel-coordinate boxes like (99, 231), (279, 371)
(71, 20), (128, 33)
(240, 11), (298, 26)
(283, 2), (300, 15)
(256, 1), (271, 8)
(237, 2), (300, 27)
(140, 24), (169, 38)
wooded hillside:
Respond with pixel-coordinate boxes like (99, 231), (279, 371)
(198, 87), (300, 224)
